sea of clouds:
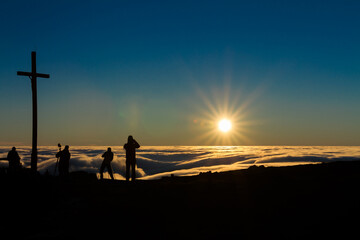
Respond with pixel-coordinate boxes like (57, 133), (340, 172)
(1, 146), (360, 180)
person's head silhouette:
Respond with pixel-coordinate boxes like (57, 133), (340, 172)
(128, 135), (134, 143)
(12, 147), (16, 151)
(108, 147), (111, 152)
(65, 145), (69, 151)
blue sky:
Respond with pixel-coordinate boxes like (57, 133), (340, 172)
(0, 0), (359, 145)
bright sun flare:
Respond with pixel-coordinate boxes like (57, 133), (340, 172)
(218, 119), (232, 133)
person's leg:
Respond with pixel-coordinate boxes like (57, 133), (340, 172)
(99, 162), (105, 180)
(126, 162), (130, 181)
(131, 162), (136, 181)
(58, 161), (64, 177)
(107, 164), (114, 180)
(65, 160), (70, 177)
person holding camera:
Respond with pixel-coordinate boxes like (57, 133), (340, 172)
(100, 147), (114, 180)
(56, 145), (71, 178)
(123, 135), (140, 181)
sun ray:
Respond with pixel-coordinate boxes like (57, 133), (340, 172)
(191, 81), (261, 146)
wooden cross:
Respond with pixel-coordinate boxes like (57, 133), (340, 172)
(17, 51), (50, 173)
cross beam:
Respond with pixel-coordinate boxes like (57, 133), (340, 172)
(17, 51), (50, 173)
(17, 71), (49, 79)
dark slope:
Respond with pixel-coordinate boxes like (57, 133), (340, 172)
(1, 161), (360, 239)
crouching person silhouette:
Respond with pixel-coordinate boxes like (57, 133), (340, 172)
(124, 136), (140, 181)
(56, 145), (71, 178)
(100, 147), (114, 180)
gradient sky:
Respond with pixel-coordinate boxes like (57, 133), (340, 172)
(0, 0), (359, 146)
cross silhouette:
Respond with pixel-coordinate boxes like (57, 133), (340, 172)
(17, 51), (50, 173)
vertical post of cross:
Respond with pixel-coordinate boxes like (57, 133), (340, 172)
(31, 51), (38, 173)
(17, 52), (50, 174)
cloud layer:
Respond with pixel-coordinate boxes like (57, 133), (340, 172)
(1, 146), (360, 180)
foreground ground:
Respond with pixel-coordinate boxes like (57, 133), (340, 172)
(1, 161), (360, 239)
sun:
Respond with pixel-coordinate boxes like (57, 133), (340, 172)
(191, 82), (258, 145)
(218, 119), (232, 133)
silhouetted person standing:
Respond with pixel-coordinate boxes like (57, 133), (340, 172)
(100, 147), (114, 180)
(124, 136), (140, 181)
(7, 147), (21, 173)
(56, 145), (71, 178)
